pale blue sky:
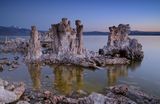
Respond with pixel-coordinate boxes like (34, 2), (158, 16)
(0, 0), (160, 31)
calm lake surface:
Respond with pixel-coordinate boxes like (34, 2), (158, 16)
(0, 36), (160, 96)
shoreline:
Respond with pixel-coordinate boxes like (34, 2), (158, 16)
(0, 78), (160, 104)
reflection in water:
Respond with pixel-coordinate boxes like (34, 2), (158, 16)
(129, 61), (142, 71)
(26, 61), (141, 95)
(28, 63), (41, 90)
(107, 65), (128, 86)
(106, 61), (141, 86)
(52, 65), (84, 95)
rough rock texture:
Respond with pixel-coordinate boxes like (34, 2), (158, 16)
(99, 24), (144, 61)
(18, 84), (160, 104)
(26, 26), (42, 61)
(0, 78), (25, 103)
(26, 18), (130, 67)
(75, 20), (84, 54)
(44, 18), (84, 55)
(1, 78), (158, 104)
(41, 52), (129, 68)
(0, 38), (28, 53)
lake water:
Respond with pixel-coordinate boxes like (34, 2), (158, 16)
(0, 36), (160, 96)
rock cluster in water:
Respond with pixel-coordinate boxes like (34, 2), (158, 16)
(99, 24), (144, 61)
(25, 18), (135, 67)
(0, 18), (144, 67)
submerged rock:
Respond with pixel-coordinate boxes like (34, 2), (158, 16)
(99, 24), (144, 61)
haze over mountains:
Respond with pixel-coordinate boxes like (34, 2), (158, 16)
(0, 26), (160, 36)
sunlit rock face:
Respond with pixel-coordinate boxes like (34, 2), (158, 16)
(47, 18), (84, 56)
(26, 26), (42, 60)
(99, 24), (144, 61)
(0, 78), (25, 103)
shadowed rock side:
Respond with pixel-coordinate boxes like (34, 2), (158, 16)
(26, 18), (130, 67)
(99, 24), (144, 61)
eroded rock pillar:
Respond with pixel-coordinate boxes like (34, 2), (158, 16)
(75, 20), (84, 54)
(27, 26), (42, 60)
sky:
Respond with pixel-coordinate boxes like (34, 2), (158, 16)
(0, 0), (160, 32)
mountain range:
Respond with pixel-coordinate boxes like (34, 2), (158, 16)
(0, 26), (160, 36)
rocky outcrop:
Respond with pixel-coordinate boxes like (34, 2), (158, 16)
(41, 52), (129, 68)
(0, 19), (142, 67)
(0, 78), (25, 103)
(26, 26), (42, 61)
(44, 18), (84, 55)
(26, 19), (130, 67)
(99, 24), (144, 61)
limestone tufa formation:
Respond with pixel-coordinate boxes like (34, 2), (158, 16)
(48, 18), (84, 55)
(26, 26), (42, 60)
(99, 24), (144, 61)
(25, 20), (144, 67)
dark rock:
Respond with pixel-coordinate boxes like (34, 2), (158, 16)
(14, 56), (19, 60)
(0, 64), (3, 72)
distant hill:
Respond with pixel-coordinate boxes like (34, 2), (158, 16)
(0, 26), (31, 36)
(0, 26), (45, 36)
(84, 31), (108, 35)
(130, 31), (160, 36)
(0, 26), (160, 36)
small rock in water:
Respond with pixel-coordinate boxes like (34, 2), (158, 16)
(14, 56), (19, 60)
(6, 62), (11, 66)
(8, 68), (14, 71)
(0, 64), (4, 72)
(44, 90), (51, 98)
(45, 75), (49, 79)
(77, 90), (87, 95)
(11, 64), (19, 68)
